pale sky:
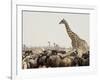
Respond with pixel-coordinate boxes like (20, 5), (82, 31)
(23, 11), (89, 48)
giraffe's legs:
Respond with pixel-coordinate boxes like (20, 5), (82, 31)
(69, 48), (76, 53)
(71, 48), (76, 53)
(77, 49), (84, 58)
(66, 48), (77, 56)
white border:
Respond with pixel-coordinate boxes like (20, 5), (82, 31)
(12, 2), (97, 80)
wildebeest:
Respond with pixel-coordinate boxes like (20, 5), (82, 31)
(37, 54), (47, 67)
(22, 48), (89, 69)
(22, 54), (39, 69)
(46, 54), (61, 67)
(28, 58), (38, 68)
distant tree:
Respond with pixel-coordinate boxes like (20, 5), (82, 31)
(22, 44), (27, 51)
(48, 41), (51, 48)
(53, 43), (56, 47)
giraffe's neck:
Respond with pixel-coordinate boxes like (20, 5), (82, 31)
(64, 21), (72, 33)
(64, 21), (80, 40)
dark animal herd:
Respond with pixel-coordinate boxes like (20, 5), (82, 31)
(22, 49), (89, 69)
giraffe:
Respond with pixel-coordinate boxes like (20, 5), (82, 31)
(59, 18), (89, 57)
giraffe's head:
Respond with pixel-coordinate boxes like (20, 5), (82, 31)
(59, 18), (66, 24)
